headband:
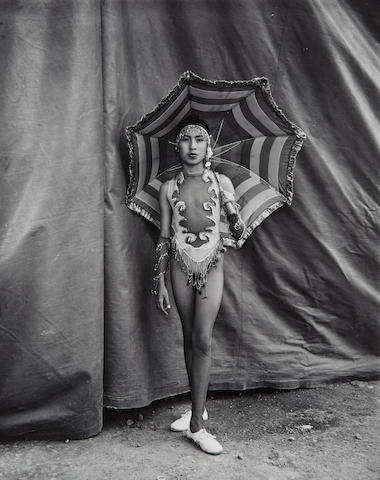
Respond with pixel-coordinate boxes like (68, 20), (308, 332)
(175, 124), (210, 145)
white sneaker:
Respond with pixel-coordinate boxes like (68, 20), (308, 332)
(186, 428), (223, 455)
(170, 408), (208, 432)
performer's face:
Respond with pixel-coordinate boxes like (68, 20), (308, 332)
(177, 125), (208, 166)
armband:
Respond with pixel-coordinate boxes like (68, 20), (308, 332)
(152, 237), (170, 295)
(220, 190), (245, 241)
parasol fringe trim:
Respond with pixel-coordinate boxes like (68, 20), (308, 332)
(126, 71), (269, 133)
(258, 81), (306, 204)
(126, 127), (138, 202)
(285, 137), (305, 204)
(235, 200), (285, 248)
(127, 202), (160, 229)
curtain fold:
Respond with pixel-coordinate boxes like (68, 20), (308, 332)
(0, 0), (104, 438)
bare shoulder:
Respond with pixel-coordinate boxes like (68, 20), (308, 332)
(218, 173), (234, 193)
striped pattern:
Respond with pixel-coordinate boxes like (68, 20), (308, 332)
(127, 72), (304, 245)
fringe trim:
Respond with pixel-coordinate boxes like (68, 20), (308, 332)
(172, 238), (226, 291)
(235, 200), (285, 248)
(127, 202), (160, 229)
(258, 80), (306, 205)
(222, 236), (237, 248)
(286, 137), (305, 205)
(127, 71), (268, 133)
(126, 127), (138, 203)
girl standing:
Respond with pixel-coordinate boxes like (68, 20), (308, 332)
(153, 116), (245, 455)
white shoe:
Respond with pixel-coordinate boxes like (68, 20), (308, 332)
(186, 428), (223, 455)
(170, 408), (208, 432)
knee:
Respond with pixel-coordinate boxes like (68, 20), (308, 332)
(192, 331), (212, 357)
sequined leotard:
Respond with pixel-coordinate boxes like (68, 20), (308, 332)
(167, 169), (226, 291)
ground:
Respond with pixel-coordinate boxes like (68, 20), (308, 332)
(0, 380), (379, 480)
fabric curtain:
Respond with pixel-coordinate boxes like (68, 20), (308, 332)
(103, 0), (380, 408)
(0, 0), (379, 438)
(0, 0), (104, 438)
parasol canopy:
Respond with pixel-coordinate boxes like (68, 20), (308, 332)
(126, 71), (306, 246)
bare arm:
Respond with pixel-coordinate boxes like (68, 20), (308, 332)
(153, 182), (172, 315)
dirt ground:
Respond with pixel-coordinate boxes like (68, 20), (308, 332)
(0, 379), (379, 480)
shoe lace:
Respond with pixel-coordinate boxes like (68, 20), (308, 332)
(181, 409), (191, 417)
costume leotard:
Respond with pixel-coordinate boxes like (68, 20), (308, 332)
(167, 168), (226, 291)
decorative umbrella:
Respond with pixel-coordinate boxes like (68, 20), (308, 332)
(126, 71), (306, 247)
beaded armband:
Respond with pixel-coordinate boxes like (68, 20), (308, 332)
(220, 190), (246, 241)
(152, 237), (171, 295)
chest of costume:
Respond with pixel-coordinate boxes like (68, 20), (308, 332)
(168, 170), (221, 249)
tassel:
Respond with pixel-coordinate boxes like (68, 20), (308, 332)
(172, 238), (225, 292)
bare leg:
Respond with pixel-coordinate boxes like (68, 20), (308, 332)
(190, 259), (224, 433)
(170, 260), (196, 387)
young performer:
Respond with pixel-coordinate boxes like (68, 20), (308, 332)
(153, 116), (245, 455)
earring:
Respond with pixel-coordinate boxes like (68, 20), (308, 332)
(205, 145), (212, 168)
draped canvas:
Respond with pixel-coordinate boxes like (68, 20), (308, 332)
(0, 1), (104, 438)
(0, 0), (379, 438)
(103, 0), (380, 408)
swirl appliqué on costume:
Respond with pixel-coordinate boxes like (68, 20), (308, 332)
(171, 170), (218, 247)
(167, 169), (225, 291)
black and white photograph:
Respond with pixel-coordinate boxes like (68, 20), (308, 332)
(0, 0), (379, 478)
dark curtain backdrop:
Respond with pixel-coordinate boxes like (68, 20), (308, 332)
(0, 0), (379, 438)
(103, 0), (380, 408)
(0, 1), (104, 438)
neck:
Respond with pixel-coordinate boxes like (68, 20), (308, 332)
(182, 164), (204, 177)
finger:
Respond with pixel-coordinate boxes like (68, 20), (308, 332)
(159, 297), (168, 316)
(164, 297), (171, 316)
(163, 295), (170, 315)
(164, 296), (171, 312)
(157, 296), (164, 313)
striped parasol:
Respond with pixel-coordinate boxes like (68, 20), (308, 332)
(126, 71), (306, 247)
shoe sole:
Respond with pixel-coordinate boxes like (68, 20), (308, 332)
(170, 426), (187, 432)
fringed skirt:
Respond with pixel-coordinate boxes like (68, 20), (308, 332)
(171, 236), (226, 292)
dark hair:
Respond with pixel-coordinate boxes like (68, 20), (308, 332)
(175, 115), (210, 136)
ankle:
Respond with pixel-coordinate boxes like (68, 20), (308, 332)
(190, 418), (204, 433)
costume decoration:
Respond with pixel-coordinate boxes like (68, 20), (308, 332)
(167, 169), (226, 292)
(175, 124), (209, 145)
(175, 125), (214, 161)
(215, 173), (246, 241)
(152, 236), (170, 295)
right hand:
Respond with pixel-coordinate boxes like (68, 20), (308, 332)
(156, 283), (171, 316)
